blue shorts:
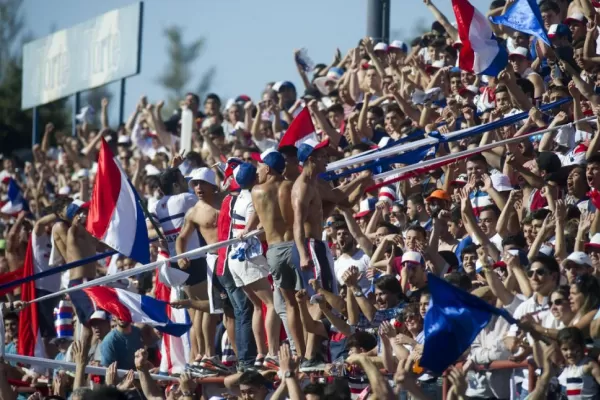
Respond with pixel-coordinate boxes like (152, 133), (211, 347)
(291, 239), (337, 297)
(68, 278), (96, 326)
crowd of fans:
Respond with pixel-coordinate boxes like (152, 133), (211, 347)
(5, 0), (600, 398)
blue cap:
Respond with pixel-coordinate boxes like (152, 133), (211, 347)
(273, 81), (296, 92)
(548, 23), (572, 40)
(233, 163), (257, 188)
(260, 149), (285, 174)
(297, 138), (328, 163)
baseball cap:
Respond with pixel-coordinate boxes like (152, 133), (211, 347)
(565, 12), (586, 24)
(426, 189), (451, 202)
(451, 173), (468, 186)
(425, 60), (445, 73)
(272, 81), (296, 92)
(354, 198), (375, 219)
(187, 167), (217, 189)
(509, 47), (529, 60)
(401, 251), (424, 266)
(89, 310), (110, 321)
(563, 251), (593, 267)
(389, 40), (408, 53)
(259, 149), (285, 175)
(233, 163), (257, 188)
(65, 200), (90, 220)
(548, 24), (572, 39)
(491, 174), (513, 192)
(374, 42), (389, 52)
(117, 135), (132, 146)
(297, 138), (329, 164)
(458, 85), (479, 96)
(313, 67), (344, 96)
(585, 233), (600, 252)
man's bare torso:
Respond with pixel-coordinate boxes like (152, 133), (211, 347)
(292, 173), (323, 240)
(252, 178), (291, 245)
(188, 200), (219, 245)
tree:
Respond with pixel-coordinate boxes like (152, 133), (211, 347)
(0, 0), (69, 156)
(156, 26), (216, 114)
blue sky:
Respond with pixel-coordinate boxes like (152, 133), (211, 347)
(22, 0), (455, 120)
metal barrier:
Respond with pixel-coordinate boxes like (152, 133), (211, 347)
(442, 360), (535, 400)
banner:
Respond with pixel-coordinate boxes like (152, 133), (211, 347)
(21, 2), (142, 109)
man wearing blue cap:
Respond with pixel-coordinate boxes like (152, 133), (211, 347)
(228, 161), (282, 369)
(291, 139), (372, 300)
(252, 148), (306, 359)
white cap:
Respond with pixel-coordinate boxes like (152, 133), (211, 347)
(563, 251), (593, 267)
(389, 40), (408, 52)
(430, 59), (445, 69)
(145, 164), (161, 176)
(374, 42), (389, 52)
(354, 198), (374, 219)
(89, 310), (110, 321)
(585, 233), (600, 250)
(401, 251), (424, 266)
(565, 12), (586, 23)
(58, 186), (71, 195)
(491, 174), (513, 192)
(187, 167), (217, 188)
(509, 47), (529, 59)
(117, 135), (132, 145)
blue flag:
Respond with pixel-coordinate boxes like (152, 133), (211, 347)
(490, 0), (551, 47)
(420, 273), (517, 375)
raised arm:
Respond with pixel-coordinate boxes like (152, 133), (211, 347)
(423, 0), (459, 41)
(340, 208), (374, 256)
(307, 100), (342, 148)
(100, 97), (109, 129)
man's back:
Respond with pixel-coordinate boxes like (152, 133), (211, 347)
(252, 178), (287, 245)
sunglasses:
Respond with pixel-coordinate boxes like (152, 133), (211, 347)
(527, 268), (548, 278)
(550, 298), (565, 307)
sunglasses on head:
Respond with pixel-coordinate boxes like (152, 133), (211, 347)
(527, 268), (548, 278)
(550, 298), (565, 307)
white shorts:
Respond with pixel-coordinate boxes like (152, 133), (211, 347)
(228, 255), (270, 287)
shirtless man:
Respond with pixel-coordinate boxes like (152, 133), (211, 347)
(175, 167), (228, 373)
(226, 158), (281, 369)
(52, 199), (101, 353)
(291, 139), (370, 297)
(252, 149), (305, 357)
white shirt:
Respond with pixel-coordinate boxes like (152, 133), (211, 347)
(472, 233), (503, 252)
(254, 137), (278, 152)
(231, 190), (254, 238)
(334, 250), (371, 294)
(508, 294), (560, 390)
(151, 193), (203, 259)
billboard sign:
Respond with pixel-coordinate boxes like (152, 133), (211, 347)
(21, 2), (142, 109)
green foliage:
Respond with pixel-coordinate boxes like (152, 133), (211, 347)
(156, 26), (216, 114)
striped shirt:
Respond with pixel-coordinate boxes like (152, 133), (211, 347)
(150, 193), (204, 259)
(558, 357), (599, 399)
(469, 189), (493, 217)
